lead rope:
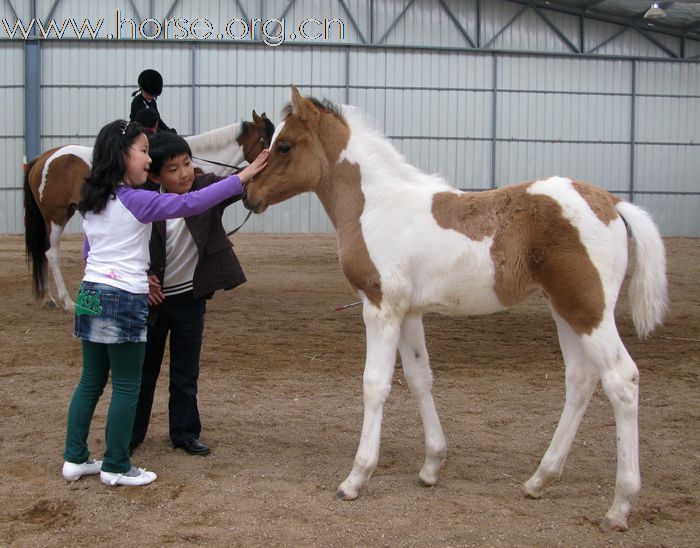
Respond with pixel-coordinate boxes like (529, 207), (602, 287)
(225, 209), (253, 237)
(189, 157), (251, 237)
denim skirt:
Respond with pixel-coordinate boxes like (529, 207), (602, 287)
(73, 281), (148, 344)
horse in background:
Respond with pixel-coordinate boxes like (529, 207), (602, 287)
(24, 111), (274, 311)
(242, 86), (668, 532)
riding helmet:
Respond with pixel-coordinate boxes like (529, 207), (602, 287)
(138, 69), (163, 96)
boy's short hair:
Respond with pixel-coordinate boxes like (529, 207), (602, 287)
(148, 131), (192, 175)
(134, 108), (160, 129)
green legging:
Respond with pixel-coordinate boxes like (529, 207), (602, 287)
(64, 340), (146, 473)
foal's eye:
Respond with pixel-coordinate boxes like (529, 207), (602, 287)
(276, 142), (292, 154)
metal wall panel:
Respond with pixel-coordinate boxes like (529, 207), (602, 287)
(484, 3), (577, 53)
(634, 194), (700, 237)
(0, 43), (24, 233)
(2, 0), (699, 236)
(585, 21), (680, 58)
(496, 142), (631, 190)
(379, 0), (476, 48)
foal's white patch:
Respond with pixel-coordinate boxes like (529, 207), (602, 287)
(40, 145), (92, 200)
(337, 105), (504, 316)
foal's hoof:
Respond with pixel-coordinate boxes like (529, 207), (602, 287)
(599, 517), (628, 533)
(335, 489), (357, 501)
(521, 483), (543, 499)
(417, 476), (438, 488)
(45, 299), (58, 310)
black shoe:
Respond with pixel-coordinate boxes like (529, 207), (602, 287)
(174, 438), (210, 456)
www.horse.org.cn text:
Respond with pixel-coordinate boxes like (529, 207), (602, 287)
(1, 12), (346, 46)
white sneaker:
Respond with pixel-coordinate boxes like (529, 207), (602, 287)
(100, 466), (157, 486)
(62, 459), (103, 481)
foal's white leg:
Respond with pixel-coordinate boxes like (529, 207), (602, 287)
(337, 305), (402, 500)
(580, 320), (641, 532)
(523, 313), (598, 498)
(398, 313), (447, 486)
(46, 221), (75, 311)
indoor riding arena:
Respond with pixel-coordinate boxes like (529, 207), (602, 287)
(1, 1), (698, 546)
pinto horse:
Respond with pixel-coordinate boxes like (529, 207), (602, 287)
(24, 111), (275, 310)
(243, 87), (668, 532)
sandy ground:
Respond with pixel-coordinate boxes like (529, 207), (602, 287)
(0, 233), (698, 547)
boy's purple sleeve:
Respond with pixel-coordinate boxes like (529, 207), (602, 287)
(117, 174), (244, 223)
(82, 236), (90, 262)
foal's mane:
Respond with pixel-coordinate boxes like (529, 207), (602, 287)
(185, 121), (245, 150)
(285, 95), (450, 189)
(282, 97), (343, 121)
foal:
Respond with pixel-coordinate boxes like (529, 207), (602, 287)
(243, 87), (668, 532)
(24, 111), (274, 310)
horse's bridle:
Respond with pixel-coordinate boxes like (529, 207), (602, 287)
(209, 123), (269, 237)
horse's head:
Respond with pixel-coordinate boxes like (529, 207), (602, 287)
(244, 86), (348, 214)
(238, 110), (275, 164)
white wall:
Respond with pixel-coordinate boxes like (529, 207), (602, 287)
(2, 0), (699, 235)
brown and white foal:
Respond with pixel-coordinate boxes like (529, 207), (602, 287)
(243, 87), (668, 532)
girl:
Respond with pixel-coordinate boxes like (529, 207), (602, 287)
(62, 120), (267, 486)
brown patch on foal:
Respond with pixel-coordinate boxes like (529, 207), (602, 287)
(572, 181), (620, 225)
(332, 161), (382, 308)
(310, 106), (383, 309)
(432, 182), (606, 335)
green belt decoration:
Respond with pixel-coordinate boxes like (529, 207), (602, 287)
(75, 284), (103, 316)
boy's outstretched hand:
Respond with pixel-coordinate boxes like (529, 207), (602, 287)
(238, 149), (269, 184)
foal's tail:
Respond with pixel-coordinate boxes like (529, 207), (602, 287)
(615, 201), (668, 338)
(23, 157), (48, 300)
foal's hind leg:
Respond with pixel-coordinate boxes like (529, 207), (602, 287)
(580, 319), (641, 532)
(523, 313), (598, 498)
(398, 313), (446, 487)
(337, 305), (402, 500)
(46, 221), (75, 311)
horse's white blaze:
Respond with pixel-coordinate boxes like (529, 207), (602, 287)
(40, 145), (92, 200)
(269, 120), (286, 148)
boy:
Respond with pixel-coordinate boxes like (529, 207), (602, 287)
(130, 131), (247, 456)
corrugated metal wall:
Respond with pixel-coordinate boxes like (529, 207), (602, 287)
(2, 0), (698, 235)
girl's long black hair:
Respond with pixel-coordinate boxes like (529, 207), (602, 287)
(79, 120), (145, 215)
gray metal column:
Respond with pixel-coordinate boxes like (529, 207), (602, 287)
(24, 0), (41, 161)
(629, 60), (636, 203)
(24, 40), (41, 161)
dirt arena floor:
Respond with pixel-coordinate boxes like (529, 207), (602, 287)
(0, 233), (698, 546)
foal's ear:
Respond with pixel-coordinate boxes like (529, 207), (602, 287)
(252, 110), (261, 123)
(290, 85), (318, 123)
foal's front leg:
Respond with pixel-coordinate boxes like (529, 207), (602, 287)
(398, 313), (447, 487)
(337, 305), (402, 500)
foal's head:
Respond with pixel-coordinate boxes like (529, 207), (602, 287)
(243, 86), (348, 213)
(237, 110), (275, 164)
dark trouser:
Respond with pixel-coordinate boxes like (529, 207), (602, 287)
(131, 291), (206, 447)
(65, 341), (145, 473)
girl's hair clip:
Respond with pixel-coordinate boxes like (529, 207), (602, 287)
(119, 120), (131, 135)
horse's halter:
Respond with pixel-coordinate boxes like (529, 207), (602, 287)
(197, 122), (267, 237)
